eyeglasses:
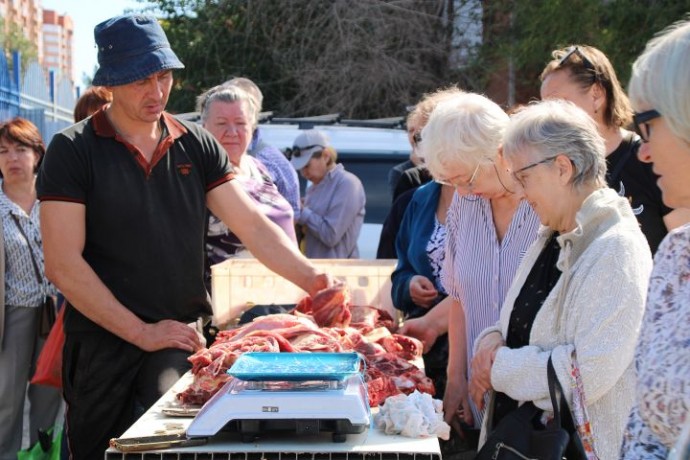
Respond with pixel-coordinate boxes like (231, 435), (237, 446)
(412, 132), (422, 146)
(436, 162), (481, 190)
(558, 46), (599, 83)
(511, 156), (559, 187)
(632, 109), (661, 143)
(284, 144), (324, 160)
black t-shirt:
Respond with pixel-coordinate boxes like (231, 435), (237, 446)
(606, 131), (671, 254)
(37, 110), (234, 332)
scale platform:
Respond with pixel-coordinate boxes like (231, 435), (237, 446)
(186, 352), (371, 443)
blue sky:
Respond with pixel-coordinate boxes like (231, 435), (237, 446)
(40, 0), (147, 84)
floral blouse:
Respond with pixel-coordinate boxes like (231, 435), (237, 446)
(620, 224), (690, 459)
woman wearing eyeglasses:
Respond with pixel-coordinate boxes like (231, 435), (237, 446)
(197, 85), (296, 289)
(540, 44), (690, 254)
(288, 129), (365, 259)
(468, 99), (652, 460)
(399, 93), (540, 444)
(620, 19), (690, 460)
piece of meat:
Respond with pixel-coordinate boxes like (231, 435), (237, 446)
(377, 333), (424, 360)
(350, 304), (397, 331)
(216, 314), (317, 343)
(310, 284), (352, 328)
(364, 367), (400, 407)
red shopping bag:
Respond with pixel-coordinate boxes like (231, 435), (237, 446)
(31, 306), (65, 388)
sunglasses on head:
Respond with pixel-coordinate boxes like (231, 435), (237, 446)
(284, 144), (324, 160)
(558, 46), (599, 83)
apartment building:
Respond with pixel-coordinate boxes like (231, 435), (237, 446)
(42, 8), (73, 80)
(0, 0), (73, 81)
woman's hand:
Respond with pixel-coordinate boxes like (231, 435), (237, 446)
(469, 332), (504, 410)
(409, 275), (438, 308)
(443, 374), (474, 433)
(398, 316), (440, 352)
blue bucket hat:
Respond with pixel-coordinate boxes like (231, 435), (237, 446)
(92, 14), (184, 87)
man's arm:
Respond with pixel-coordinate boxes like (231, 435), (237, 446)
(207, 181), (329, 297)
(40, 201), (202, 352)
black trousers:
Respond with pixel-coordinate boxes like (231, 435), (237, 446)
(62, 330), (191, 460)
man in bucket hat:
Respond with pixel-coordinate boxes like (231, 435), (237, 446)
(37, 15), (331, 459)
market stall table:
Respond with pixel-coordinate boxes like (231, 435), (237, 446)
(104, 372), (442, 460)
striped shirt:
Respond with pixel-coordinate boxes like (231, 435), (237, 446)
(0, 180), (54, 307)
(442, 193), (540, 426)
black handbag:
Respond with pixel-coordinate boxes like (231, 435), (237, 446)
(10, 214), (57, 337)
(475, 356), (583, 460)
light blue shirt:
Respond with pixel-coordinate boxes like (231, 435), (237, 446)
(297, 164), (365, 258)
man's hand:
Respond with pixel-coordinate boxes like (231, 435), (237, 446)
(135, 320), (204, 353)
(409, 275), (438, 308)
(398, 316), (440, 352)
(306, 273), (335, 297)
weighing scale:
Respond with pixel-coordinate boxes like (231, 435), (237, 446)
(186, 352), (371, 443)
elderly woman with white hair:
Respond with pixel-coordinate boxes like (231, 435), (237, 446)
(197, 85), (296, 288)
(399, 92), (540, 442)
(469, 99), (652, 460)
(620, 19), (690, 460)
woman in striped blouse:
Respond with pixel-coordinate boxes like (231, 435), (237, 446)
(399, 92), (540, 442)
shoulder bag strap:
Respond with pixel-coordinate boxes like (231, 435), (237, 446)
(10, 213), (44, 287)
(547, 355), (563, 426)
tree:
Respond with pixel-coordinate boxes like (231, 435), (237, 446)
(481, 0), (690, 106)
(140, 0), (468, 118)
(0, 16), (39, 75)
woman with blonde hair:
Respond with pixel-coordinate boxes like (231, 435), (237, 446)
(399, 92), (540, 442)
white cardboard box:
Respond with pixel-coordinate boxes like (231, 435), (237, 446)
(211, 258), (398, 328)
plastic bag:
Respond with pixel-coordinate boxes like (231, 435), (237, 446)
(17, 427), (62, 460)
(30, 306), (65, 388)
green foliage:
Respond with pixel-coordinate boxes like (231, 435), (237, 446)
(0, 16), (39, 75)
(483, 0), (690, 103)
(138, 0), (455, 117)
(136, 0), (690, 115)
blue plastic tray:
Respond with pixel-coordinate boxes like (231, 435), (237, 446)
(228, 352), (363, 381)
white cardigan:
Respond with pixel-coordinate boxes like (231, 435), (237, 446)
(475, 188), (653, 460)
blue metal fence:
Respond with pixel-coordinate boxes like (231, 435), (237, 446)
(0, 50), (76, 144)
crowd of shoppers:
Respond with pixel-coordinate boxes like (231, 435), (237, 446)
(1, 10), (688, 460)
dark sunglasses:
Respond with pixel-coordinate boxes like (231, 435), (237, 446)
(558, 46), (599, 83)
(633, 109), (661, 143)
(284, 144), (324, 160)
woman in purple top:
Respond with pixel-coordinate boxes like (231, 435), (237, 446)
(399, 93), (540, 442)
(197, 85), (296, 287)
